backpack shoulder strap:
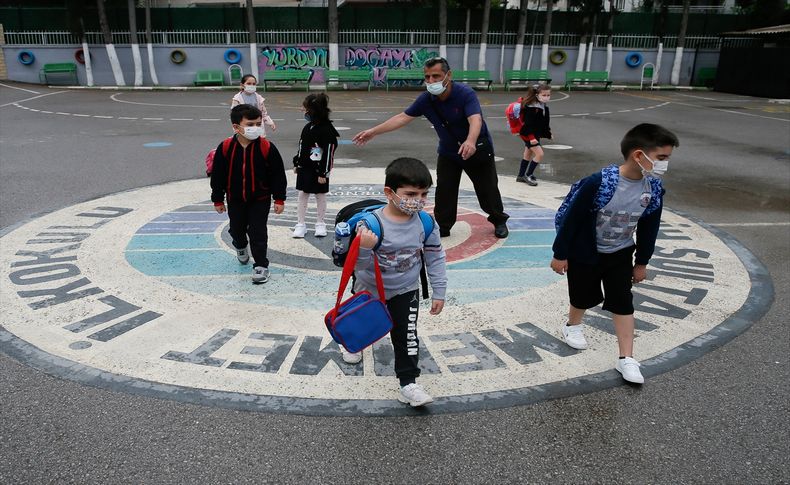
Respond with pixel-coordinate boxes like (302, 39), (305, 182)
(360, 212), (384, 251)
(221, 137), (234, 158)
(417, 210), (435, 243)
(258, 137), (271, 158)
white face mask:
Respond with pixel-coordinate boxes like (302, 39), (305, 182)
(538, 94), (551, 103)
(240, 125), (263, 140)
(639, 151), (669, 177)
(243, 84), (256, 94)
(426, 75), (448, 96)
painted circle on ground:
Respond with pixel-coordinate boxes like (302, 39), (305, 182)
(335, 127), (351, 131)
(0, 168), (767, 416)
(333, 158), (362, 165)
(542, 144), (573, 150)
(494, 156), (504, 162)
(143, 142), (173, 148)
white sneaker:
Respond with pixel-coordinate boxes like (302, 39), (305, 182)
(314, 223), (328, 237)
(561, 323), (588, 350)
(236, 246), (250, 265)
(398, 383), (434, 407)
(341, 347), (362, 364)
(292, 223), (307, 238)
(616, 357), (645, 384)
(252, 266), (269, 284)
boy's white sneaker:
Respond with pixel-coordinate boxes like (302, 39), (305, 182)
(561, 323), (589, 350)
(340, 347), (362, 364)
(398, 383), (434, 407)
(252, 266), (269, 284)
(292, 223), (307, 238)
(616, 357), (645, 384)
(314, 223), (328, 237)
(236, 246), (250, 265)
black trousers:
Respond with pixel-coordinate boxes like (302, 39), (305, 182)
(227, 198), (271, 268)
(434, 154), (509, 232)
(387, 289), (421, 385)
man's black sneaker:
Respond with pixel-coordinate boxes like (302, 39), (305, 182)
(494, 224), (509, 238)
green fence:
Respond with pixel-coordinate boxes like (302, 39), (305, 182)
(0, 6), (750, 36)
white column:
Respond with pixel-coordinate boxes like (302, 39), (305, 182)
(539, 44), (549, 70)
(146, 43), (159, 85)
(105, 44), (126, 86)
(574, 42), (586, 71)
(478, 42), (487, 70)
(670, 46), (683, 85)
(131, 43), (143, 86)
(512, 44), (524, 70)
(605, 43), (613, 74)
(82, 40), (94, 87)
(329, 42), (339, 71)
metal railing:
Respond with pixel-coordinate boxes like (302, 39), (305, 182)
(3, 29), (744, 49)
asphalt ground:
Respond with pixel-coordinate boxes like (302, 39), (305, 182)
(1, 82), (788, 483)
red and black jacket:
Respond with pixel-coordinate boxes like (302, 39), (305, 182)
(210, 135), (287, 206)
(519, 103), (552, 140)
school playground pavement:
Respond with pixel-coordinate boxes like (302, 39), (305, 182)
(0, 82), (788, 483)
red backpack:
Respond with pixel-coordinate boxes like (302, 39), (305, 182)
(505, 97), (524, 135)
(205, 136), (271, 176)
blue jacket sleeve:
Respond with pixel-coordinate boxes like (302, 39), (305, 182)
(634, 189), (664, 265)
(552, 175), (599, 261)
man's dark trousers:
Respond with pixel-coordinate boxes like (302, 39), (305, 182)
(227, 197), (271, 268)
(434, 155), (509, 233)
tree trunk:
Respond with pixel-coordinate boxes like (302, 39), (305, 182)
(127, 0), (142, 86)
(670, 0), (689, 85)
(145, 0), (159, 85)
(575, 15), (589, 71)
(478, 0), (491, 70)
(585, 13), (597, 72)
(512, 0), (527, 70)
(605, 0), (615, 74)
(97, 0), (125, 86)
(463, 8), (471, 70)
(328, 0), (339, 70)
(246, 0), (259, 79)
(540, 0), (553, 70)
(654, 4), (668, 84)
(439, 0), (447, 59)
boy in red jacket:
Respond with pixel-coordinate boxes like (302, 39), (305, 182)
(211, 104), (287, 284)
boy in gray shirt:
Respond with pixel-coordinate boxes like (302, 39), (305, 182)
(349, 158), (447, 407)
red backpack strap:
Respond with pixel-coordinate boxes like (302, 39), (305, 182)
(221, 137), (234, 158)
(258, 138), (271, 158)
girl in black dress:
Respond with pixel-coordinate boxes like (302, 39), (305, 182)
(293, 93), (339, 238)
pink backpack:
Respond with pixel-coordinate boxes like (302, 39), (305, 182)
(505, 97), (524, 135)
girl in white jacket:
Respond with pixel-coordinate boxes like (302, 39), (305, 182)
(231, 75), (276, 137)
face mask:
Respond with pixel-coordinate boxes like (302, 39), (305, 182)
(538, 94), (551, 103)
(240, 125), (263, 140)
(243, 84), (256, 94)
(391, 192), (426, 216)
(426, 75), (447, 96)
(639, 151), (669, 178)
(304, 113), (312, 122)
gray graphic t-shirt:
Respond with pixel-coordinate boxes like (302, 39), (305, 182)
(596, 175), (652, 253)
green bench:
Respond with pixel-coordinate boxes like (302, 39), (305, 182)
(564, 71), (612, 91)
(39, 62), (78, 85)
(385, 69), (424, 92)
(324, 69), (373, 91)
(504, 70), (552, 91)
(453, 70), (494, 91)
(261, 69), (314, 92)
(194, 70), (224, 86)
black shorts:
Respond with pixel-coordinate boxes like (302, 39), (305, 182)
(567, 245), (636, 315)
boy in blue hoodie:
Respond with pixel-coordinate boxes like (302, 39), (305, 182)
(551, 123), (679, 384)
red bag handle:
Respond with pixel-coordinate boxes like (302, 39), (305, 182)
(334, 236), (386, 313)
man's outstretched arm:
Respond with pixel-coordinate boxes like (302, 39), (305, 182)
(352, 112), (416, 146)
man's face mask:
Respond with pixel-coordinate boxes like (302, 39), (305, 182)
(426, 74), (448, 96)
(390, 191), (427, 215)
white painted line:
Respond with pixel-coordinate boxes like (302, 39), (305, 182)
(118, 116), (139, 120)
(677, 94), (718, 101)
(93, 115), (113, 119)
(0, 90), (66, 108)
(200, 118), (221, 121)
(633, 108), (645, 111)
(56, 112), (70, 115)
(0, 83), (40, 94)
(711, 222), (790, 227)
(673, 100), (790, 123)
(271, 118), (284, 121)
(72, 114), (90, 117)
(27, 108), (40, 112)
(170, 118), (194, 121)
(109, 92), (227, 109)
(143, 117), (164, 121)
(355, 118), (378, 121)
(40, 110), (53, 114)
(618, 109), (631, 113)
(570, 113), (589, 116)
(596, 111), (612, 114)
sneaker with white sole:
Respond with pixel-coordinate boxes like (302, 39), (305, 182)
(252, 266), (269, 284)
(314, 223), (327, 237)
(341, 347), (362, 364)
(616, 357), (645, 384)
(236, 246), (250, 265)
(561, 323), (589, 350)
(292, 223), (307, 238)
(398, 383), (434, 407)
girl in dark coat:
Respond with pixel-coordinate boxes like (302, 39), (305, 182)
(517, 83), (553, 186)
(293, 93), (339, 238)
